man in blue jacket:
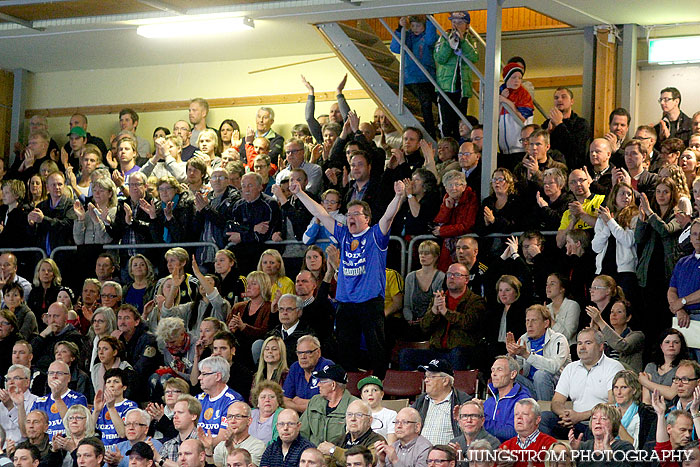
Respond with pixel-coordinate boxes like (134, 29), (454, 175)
(483, 355), (531, 442)
(390, 15), (438, 138)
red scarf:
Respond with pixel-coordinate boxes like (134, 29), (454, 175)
(167, 333), (192, 373)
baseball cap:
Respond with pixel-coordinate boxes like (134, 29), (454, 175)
(418, 359), (454, 377)
(125, 442), (154, 460)
(312, 364), (347, 384)
(448, 11), (471, 23)
(357, 375), (383, 391)
(67, 126), (87, 138)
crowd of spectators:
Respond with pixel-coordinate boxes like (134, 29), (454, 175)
(3, 13), (700, 464)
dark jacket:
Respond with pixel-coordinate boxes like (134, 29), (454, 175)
(477, 194), (525, 235)
(485, 301), (527, 355)
(420, 288), (487, 349)
(31, 324), (88, 373)
(534, 192), (574, 231)
(267, 321), (313, 367)
(279, 195), (314, 241)
(27, 285), (60, 330)
(108, 195), (155, 246)
(120, 322), (162, 401)
(193, 185), (240, 249)
(413, 389), (472, 439)
(28, 196), (76, 252)
(148, 191), (196, 243)
(654, 110), (693, 148)
(542, 112), (591, 170)
(342, 179), (386, 224)
(0, 203), (30, 247)
(635, 211), (682, 287)
(229, 194), (282, 244)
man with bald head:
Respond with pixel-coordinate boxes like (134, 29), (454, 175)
(588, 138), (614, 195)
(30, 302), (87, 373)
(299, 448), (325, 467)
(555, 169), (604, 248)
(212, 401), (266, 467)
(177, 439), (207, 467)
(0, 252), (31, 303)
(375, 407), (432, 467)
(454, 236), (489, 298)
(317, 399), (385, 466)
(260, 408), (314, 467)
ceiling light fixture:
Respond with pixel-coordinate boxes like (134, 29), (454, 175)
(649, 36), (700, 65)
(136, 16), (254, 38)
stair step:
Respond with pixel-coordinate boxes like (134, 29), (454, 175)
(338, 23), (381, 47)
(353, 41), (397, 66)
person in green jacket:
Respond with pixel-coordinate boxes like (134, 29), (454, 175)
(434, 11), (479, 140)
(299, 364), (358, 446)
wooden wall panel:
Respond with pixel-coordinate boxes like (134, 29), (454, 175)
(0, 69), (13, 161)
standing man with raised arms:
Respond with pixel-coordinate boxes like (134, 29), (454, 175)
(289, 178), (406, 379)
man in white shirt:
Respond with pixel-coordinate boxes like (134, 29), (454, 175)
(0, 364), (38, 443)
(538, 327), (623, 439)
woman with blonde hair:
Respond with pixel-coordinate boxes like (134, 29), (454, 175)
(0, 179), (30, 247)
(122, 254), (155, 314)
(196, 128), (222, 172)
(569, 403), (635, 465)
(659, 164), (692, 214)
(591, 181), (639, 299)
(403, 240), (444, 339)
(253, 335), (289, 387)
(679, 147), (699, 194)
(487, 275), (526, 358)
(73, 176), (118, 245)
(27, 258), (62, 327)
(478, 168), (524, 236)
(228, 271), (274, 366)
(49, 404), (98, 467)
(257, 249), (295, 301)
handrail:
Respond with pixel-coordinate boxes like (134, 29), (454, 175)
(0, 247), (46, 259)
(428, 15), (484, 83)
(50, 241), (220, 259)
(379, 18), (473, 132)
(406, 231), (559, 272)
(398, 26), (406, 115)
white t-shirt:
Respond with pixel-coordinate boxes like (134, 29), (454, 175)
(371, 406), (397, 438)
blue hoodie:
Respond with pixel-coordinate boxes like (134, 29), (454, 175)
(389, 20), (438, 84)
(483, 381), (532, 442)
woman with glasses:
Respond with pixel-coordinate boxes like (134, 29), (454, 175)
(146, 377), (190, 442)
(303, 189), (346, 252)
(477, 168), (524, 242)
(639, 328), (689, 404)
(48, 404), (98, 467)
(87, 306), (116, 367)
(534, 168), (573, 231)
(72, 176), (118, 246)
(568, 403), (635, 465)
(141, 175), (196, 245)
(589, 275), (625, 324)
(433, 170), (478, 270)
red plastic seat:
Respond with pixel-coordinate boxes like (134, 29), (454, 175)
(382, 369), (424, 399)
(346, 370), (373, 397)
(454, 369), (479, 396)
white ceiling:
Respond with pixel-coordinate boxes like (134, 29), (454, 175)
(0, 0), (699, 73)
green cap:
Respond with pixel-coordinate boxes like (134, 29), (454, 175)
(67, 126), (87, 138)
(357, 375), (383, 391)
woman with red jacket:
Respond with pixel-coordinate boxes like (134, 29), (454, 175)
(433, 169), (479, 270)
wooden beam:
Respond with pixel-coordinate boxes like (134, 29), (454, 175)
(593, 28), (617, 138)
(24, 89), (371, 119)
(0, 69), (13, 160)
(25, 73), (583, 120)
